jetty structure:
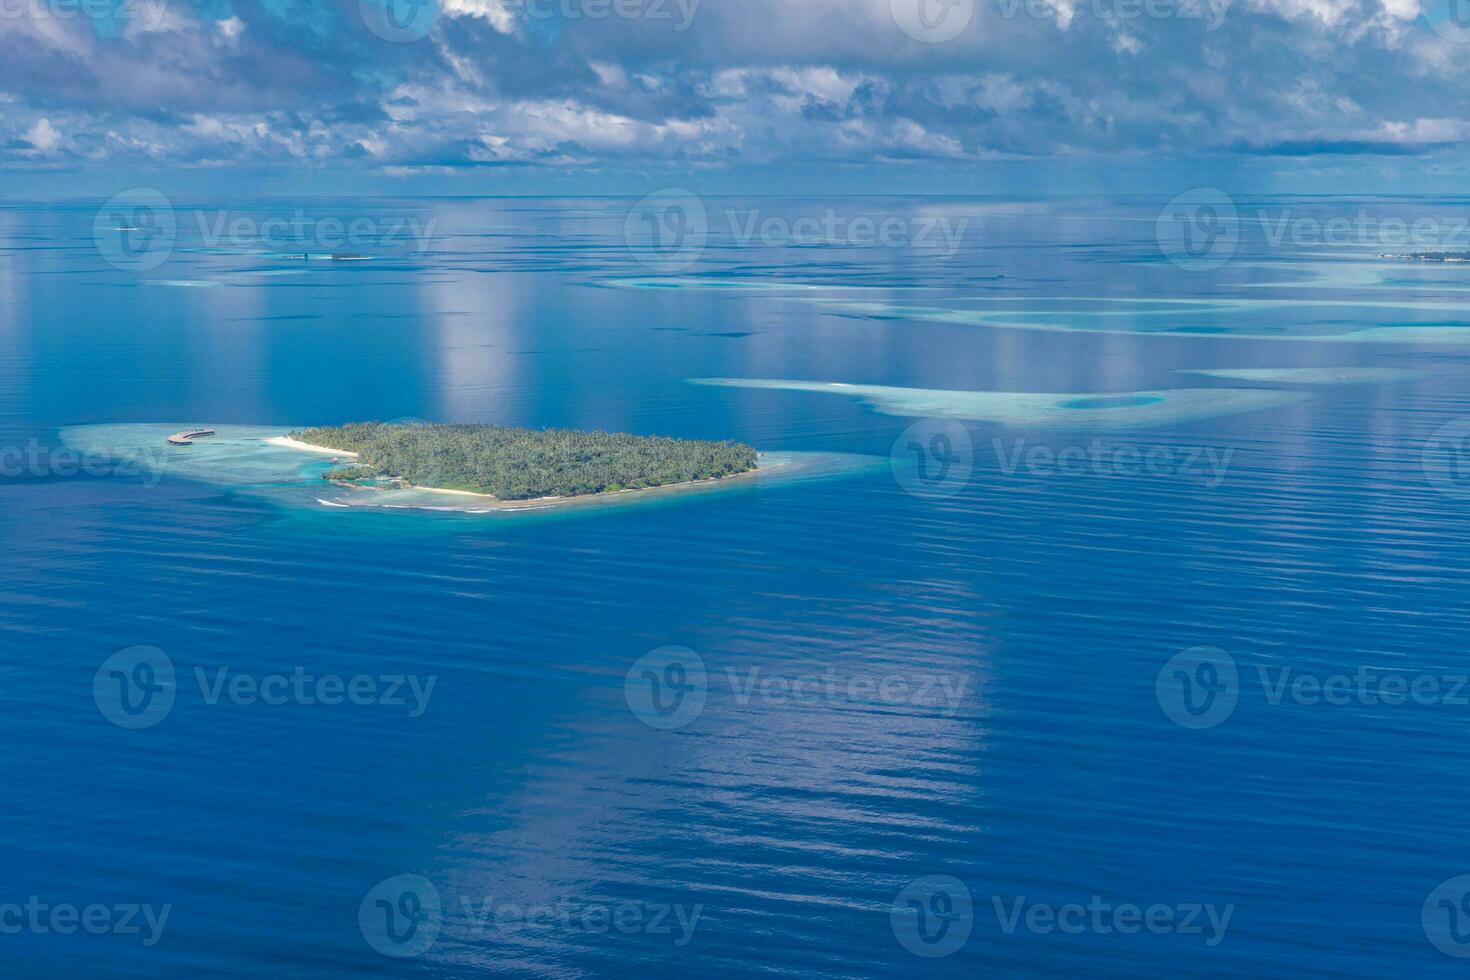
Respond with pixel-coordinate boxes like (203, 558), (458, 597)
(167, 429), (216, 446)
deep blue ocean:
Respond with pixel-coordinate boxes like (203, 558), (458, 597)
(5, 195), (1470, 977)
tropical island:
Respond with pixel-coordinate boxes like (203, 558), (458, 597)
(285, 422), (759, 501)
(1377, 251), (1470, 262)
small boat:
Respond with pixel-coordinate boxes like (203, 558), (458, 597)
(167, 429), (216, 446)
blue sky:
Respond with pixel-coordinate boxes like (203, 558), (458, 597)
(3, 0), (1469, 195)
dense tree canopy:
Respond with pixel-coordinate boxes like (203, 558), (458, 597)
(293, 423), (758, 501)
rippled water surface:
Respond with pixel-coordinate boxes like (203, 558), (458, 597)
(4, 197), (1470, 977)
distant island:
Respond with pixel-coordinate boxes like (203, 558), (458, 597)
(1378, 251), (1470, 262)
(286, 422), (759, 501)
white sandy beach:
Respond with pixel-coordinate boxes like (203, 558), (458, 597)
(265, 436), (359, 458)
(410, 463), (778, 504)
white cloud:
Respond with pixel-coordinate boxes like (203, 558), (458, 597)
(441, 0), (519, 32)
(1375, 117), (1470, 142)
(24, 118), (60, 151)
(0, 0), (1464, 174)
